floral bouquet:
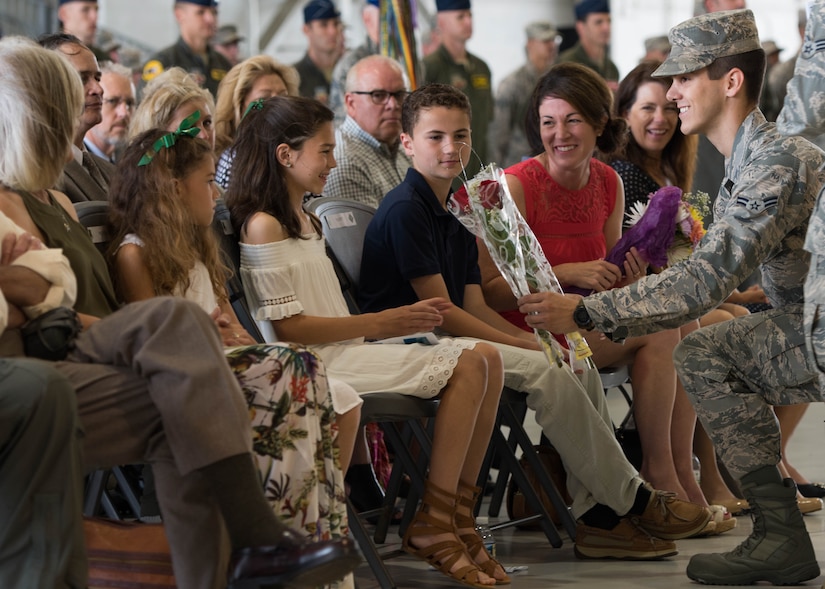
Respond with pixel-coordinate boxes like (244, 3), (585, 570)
(448, 163), (592, 370)
(607, 186), (709, 270)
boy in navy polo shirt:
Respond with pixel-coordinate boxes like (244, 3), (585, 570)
(358, 83), (711, 559)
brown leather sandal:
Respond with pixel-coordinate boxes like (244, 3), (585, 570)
(456, 482), (511, 585)
(402, 480), (494, 589)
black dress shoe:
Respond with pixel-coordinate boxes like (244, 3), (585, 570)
(227, 537), (361, 588)
(797, 483), (825, 498)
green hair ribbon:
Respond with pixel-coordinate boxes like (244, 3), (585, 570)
(243, 98), (265, 119)
(137, 110), (203, 167)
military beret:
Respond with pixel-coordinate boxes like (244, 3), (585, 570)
(366, 0), (379, 6)
(175, 0), (219, 7)
(303, 0), (340, 23)
(574, 0), (610, 21)
(435, 0), (471, 12)
(653, 9), (761, 77)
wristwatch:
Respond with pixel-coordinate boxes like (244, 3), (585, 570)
(572, 300), (595, 331)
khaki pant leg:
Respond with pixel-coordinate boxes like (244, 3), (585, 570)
(489, 342), (643, 518)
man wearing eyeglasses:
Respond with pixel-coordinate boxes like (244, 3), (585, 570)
(324, 55), (412, 208)
(85, 62), (136, 163)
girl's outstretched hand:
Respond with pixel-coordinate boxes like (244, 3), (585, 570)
(210, 307), (257, 347)
(373, 297), (452, 338)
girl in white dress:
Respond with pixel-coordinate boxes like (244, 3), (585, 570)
(226, 95), (509, 588)
(106, 121), (358, 574)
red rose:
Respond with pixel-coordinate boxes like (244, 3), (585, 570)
(451, 185), (471, 211)
(477, 179), (502, 209)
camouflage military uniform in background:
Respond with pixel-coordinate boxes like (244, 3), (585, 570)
(781, 0), (825, 391)
(777, 0), (825, 150)
(489, 62), (542, 167)
(556, 42), (619, 85)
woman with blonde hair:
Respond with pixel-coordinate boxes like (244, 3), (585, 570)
(215, 54), (299, 154)
(130, 67), (216, 149)
(214, 55), (300, 187)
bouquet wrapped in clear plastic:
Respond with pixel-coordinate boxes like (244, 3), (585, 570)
(448, 163), (592, 370)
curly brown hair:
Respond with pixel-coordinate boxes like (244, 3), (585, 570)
(107, 128), (228, 302)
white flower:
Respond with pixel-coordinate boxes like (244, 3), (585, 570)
(625, 200), (649, 228)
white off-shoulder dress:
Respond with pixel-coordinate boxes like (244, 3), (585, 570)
(240, 234), (476, 397)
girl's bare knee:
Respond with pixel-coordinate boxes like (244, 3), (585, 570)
(472, 342), (503, 369)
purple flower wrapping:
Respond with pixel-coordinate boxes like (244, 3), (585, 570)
(605, 185), (683, 269)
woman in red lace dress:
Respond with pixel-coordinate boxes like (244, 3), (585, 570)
(480, 63), (701, 507)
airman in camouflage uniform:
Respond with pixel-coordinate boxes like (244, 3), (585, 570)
(489, 21), (560, 167)
(778, 1), (825, 419)
(518, 9), (825, 586)
(777, 1), (825, 149)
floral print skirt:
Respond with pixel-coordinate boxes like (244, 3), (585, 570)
(224, 343), (352, 587)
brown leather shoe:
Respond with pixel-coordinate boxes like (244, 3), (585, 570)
(798, 497), (823, 514)
(574, 520), (677, 560)
(632, 489), (711, 540)
(227, 537), (361, 588)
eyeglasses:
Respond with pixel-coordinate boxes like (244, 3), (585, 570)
(351, 89), (410, 105)
(103, 97), (136, 111)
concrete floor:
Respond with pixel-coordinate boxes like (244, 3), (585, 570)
(352, 393), (825, 589)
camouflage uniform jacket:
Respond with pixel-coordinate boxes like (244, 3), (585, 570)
(777, 0), (825, 150)
(422, 44), (493, 176)
(557, 42), (618, 84)
(142, 38), (230, 97)
(489, 61), (543, 167)
(585, 109), (825, 337)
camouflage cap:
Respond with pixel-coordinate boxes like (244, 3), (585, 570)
(525, 21), (559, 42)
(653, 9), (761, 77)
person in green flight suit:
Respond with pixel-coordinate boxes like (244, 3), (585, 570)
(557, 0), (619, 92)
(141, 0), (230, 98)
(422, 0), (492, 180)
